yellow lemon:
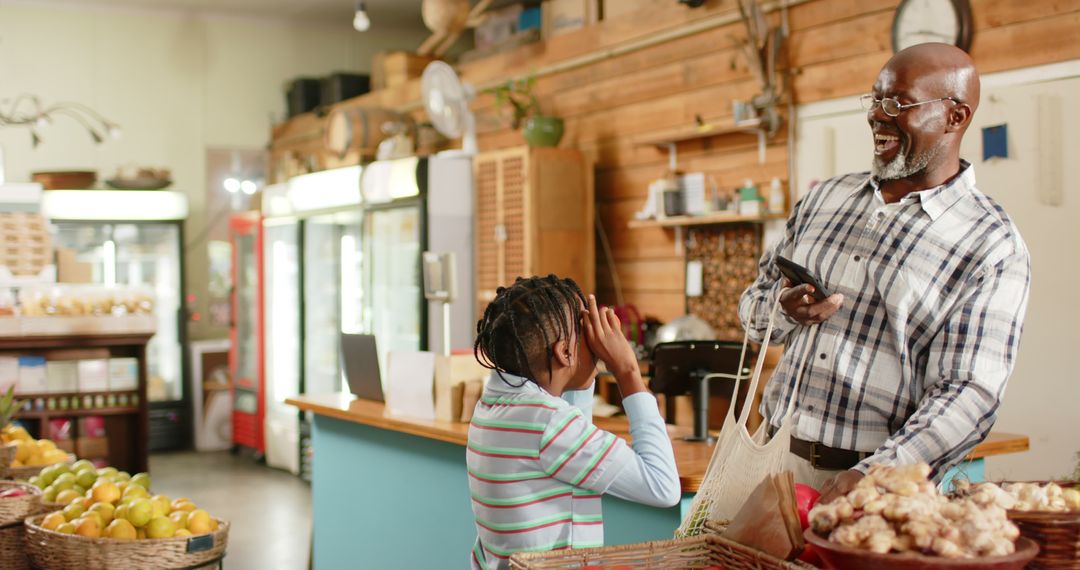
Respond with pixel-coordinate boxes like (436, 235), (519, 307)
(12, 440), (30, 463)
(114, 503), (129, 522)
(74, 517), (101, 538)
(186, 510), (212, 535)
(136, 527), (147, 540)
(145, 516), (176, 539)
(169, 510), (189, 529)
(130, 473), (151, 490)
(80, 511), (104, 528)
(104, 519), (137, 540)
(89, 502), (115, 525)
(126, 498), (153, 528)
(91, 482), (121, 505)
(55, 489), (81, 505)
(171, 499), (197, 513)
(174, 528), (192, 537)
(61, 503), (86, 522)
(41, 512), (66, 531)
(122, 485), (150, 501)
(150, 495), (171, 518)
(56, 522), (76, 534)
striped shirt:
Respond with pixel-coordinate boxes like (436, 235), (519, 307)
(739, 162), (1030, 479)
(467, 372), (679, 569)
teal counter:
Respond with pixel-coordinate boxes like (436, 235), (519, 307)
(288, 393), (1027, 569)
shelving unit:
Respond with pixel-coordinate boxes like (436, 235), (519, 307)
(5, 332), (152, 474)
(627, 212), (786, 229)
(634, 117), (775, 165)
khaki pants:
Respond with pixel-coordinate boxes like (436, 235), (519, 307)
(785, 451), (844, 491)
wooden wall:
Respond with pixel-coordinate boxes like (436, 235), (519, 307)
(269, 0), (1080, 322)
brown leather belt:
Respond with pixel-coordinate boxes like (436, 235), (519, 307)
(790, 436), (870, 471)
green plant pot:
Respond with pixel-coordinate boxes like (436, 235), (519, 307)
(523, 116), (564, 147)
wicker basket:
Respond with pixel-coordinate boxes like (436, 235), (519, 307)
(0, 443), (14, 479)
(509, 534), (815, 570)
(5, 453), (76, 482)
(1004, 481), (1080, 570)
(0, 520), (31, 570)
(0, 481), (42, 526)
(24, 513), (230, 570)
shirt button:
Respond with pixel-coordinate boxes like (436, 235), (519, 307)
(876, 212), (885, 220)
(819, 353), (827, 360)
(854, 255), (861, 262)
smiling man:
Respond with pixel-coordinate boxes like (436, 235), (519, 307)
(738, 43), (1031, 503)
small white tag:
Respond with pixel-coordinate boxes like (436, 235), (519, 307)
(686, 260), (703, 297)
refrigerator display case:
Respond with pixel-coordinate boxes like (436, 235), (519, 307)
(42, 190), (189, 451)
(262, 167), (362, 476)
(229, 211), (264, 455)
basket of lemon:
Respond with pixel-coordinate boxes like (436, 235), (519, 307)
(23, 469), (229, 570)
(2, 425), (75, 481)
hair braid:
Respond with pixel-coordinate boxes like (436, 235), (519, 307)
(473, 274), (586, 387)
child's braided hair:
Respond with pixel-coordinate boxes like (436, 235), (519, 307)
(474, 274), (586, 386)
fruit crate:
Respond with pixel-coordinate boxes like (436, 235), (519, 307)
(24, 513), (230, 570)
(0, 213), (51, 278)
(0, 443), (14, 478)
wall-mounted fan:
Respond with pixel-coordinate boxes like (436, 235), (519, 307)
(421, 60), (477, 156)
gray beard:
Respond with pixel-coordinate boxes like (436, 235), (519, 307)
(872, 139), (942, 181)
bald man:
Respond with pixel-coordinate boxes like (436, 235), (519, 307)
(739, 43), (1031, 502)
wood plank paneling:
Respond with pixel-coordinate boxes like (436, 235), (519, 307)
(271, 0), (1080, 328)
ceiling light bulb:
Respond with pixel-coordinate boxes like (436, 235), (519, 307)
(240, 180), (257, 195)
(224, 177), (241, 193)
(108, 125), (122, 140)
(353, 1), (370, 32)
(35, 116), (49, 129)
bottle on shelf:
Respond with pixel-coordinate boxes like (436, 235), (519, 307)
(768, 177), (786, 215)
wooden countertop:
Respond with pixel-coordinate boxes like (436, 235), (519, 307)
(287, 393), (1029, 493)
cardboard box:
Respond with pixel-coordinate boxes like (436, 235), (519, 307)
(108, 358), (139, 391)
(17, 356), (47, 393)
(434, 354), (490, 422)
(56, 248), (92, 284)
(371, 51), (436, 91)
(77, 436), (108, 459)
(46, 361), (79, 393)
(77, 359), (109, 392)
(542, 0), (601, 39)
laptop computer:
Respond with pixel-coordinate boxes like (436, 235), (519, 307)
(340, 333), (385, 402)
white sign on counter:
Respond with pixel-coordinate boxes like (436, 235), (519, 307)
(385, 351), (437, 421)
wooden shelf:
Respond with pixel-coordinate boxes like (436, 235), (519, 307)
(16, 407), (140, 419)
(627, 212), (786, 229)
(634, 118), (764, 147)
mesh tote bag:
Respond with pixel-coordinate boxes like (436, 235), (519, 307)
(677, 296), (818, 537)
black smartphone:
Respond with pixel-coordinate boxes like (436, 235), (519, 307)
(775, 255), (831, 301)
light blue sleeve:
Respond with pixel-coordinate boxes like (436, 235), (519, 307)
(561, 386), (594, 423)
(603, 392), (681, 508)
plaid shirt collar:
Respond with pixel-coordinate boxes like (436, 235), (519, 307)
(853, 159), (975, 222)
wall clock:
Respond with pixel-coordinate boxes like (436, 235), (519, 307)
(892, 0), (973, 53)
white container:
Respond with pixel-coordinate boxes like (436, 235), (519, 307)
(739, 198), (763, 217)
(46, 361), (79, 393)
(76, 359), (110, 392)
(108, 358), (139, 391)
(768, 177), (786, 215)
(17, 356), (47, 393)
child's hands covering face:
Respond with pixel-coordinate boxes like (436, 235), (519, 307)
(581, 295), (636, 377)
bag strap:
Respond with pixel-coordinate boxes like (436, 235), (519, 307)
(733, 290), (818, 428)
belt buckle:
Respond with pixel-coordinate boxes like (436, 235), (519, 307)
(809, 442), (823, 469)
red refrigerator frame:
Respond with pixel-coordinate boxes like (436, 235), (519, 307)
(229, 212), (266, 454)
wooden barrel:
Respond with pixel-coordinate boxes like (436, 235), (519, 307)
(324, 107), (414, 159)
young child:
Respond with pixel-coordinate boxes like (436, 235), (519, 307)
(467, 275), (680, 569)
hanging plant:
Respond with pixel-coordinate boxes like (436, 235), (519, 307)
(487, 75), (542, 130)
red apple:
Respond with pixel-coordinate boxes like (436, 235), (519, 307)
(795, 483), (821, 530)
(0, 488), (29, 498)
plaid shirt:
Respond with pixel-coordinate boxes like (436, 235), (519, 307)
(739, 161), (1030, 479)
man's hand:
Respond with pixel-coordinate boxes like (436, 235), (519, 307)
(818, 470), (865, 504)
(779, 279), (845, 325)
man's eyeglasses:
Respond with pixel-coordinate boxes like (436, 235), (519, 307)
(860, 94), (959, 117)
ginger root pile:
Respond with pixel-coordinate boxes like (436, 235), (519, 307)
(954, 479), (1080, 513)
(809, 463), (1019, 558)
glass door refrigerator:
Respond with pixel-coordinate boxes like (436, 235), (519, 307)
(41, 190), (189, 451)
(228, 211), (264, 457)
(359, 155), (475, 375)
(261, 167), (362, 476)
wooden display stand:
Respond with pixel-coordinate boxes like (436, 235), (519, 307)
(473, 146), (595, 319)
(6, 332), (152, 474)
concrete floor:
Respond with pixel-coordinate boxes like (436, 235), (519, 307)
(150, 451), (311, 570)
